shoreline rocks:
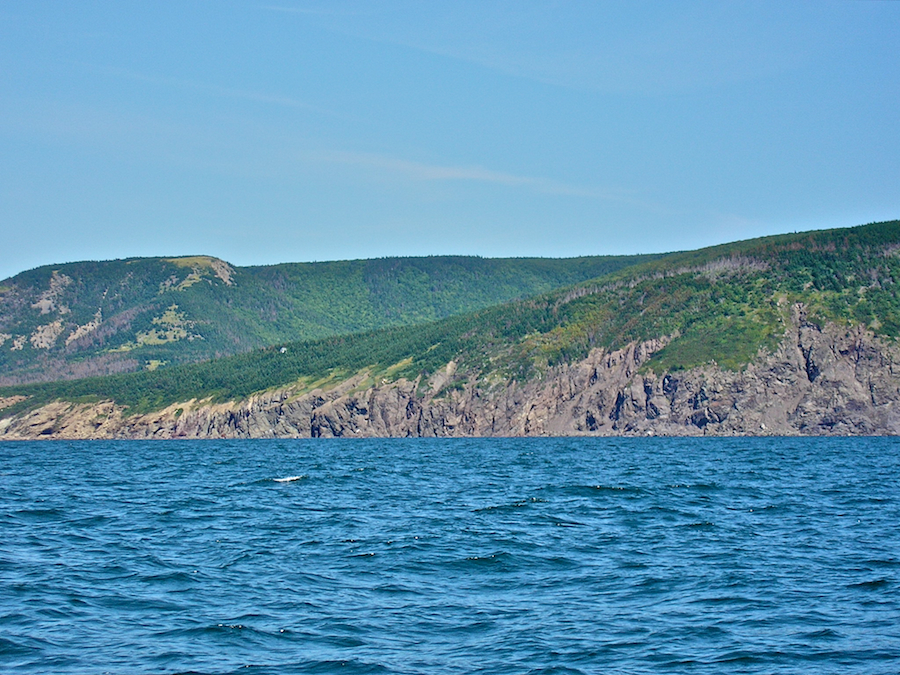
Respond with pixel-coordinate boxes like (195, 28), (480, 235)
(2, 316), (899, 439)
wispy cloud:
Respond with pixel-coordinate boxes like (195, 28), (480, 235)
(316, 150), (625, 199)
(320, 150), (681, 216)
(87, 64), (328, 113)
(261, 3), (814, 96)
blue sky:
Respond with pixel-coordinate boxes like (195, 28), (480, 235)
(1, 1), (898, 280)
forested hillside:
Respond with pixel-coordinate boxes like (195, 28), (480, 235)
(0, 253), (656, 385)
(3, 220), (898, 420)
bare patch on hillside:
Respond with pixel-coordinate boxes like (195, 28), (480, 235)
(30, 320), (64, 349)
(31, 271), (72, 315)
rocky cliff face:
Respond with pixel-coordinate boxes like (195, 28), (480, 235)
(2, 309), (899, 439)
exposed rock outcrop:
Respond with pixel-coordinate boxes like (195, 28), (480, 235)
(2, 312), (899, 439)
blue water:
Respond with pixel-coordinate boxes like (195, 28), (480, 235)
(1, 438), (899, 674)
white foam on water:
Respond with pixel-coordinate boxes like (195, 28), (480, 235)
(274, 475), (305, 483)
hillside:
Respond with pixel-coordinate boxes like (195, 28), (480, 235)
(2, 220), (899, 437)
(0, 253), (656, 385)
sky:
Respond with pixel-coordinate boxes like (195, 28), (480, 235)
(1, 0), (898, 280)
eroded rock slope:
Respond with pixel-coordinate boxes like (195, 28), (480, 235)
(2, 309), (897, 439)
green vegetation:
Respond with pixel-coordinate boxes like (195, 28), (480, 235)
(110, 304), (199, 351)
(2, 220), (899, 415)
(0, 253), (658, 384)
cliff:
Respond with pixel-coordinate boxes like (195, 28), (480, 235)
(4, 221), (900, 438)
(3, 309), (897, 439)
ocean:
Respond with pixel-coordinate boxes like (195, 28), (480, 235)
(1, 437), (898, 674)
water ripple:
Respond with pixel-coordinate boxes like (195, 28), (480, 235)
(1, 437), (898, 674)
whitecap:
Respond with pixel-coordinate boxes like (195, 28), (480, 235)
(273, 475), (305, 483)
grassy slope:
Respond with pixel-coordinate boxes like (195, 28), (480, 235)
(0, 253), (657, 382)
(3, 220), (899, 415)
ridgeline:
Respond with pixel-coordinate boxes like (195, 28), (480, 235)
(0, 254), (656, 385)
(2, 220), (899, 437)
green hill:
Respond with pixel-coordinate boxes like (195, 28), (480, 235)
(0, 253), (657, 385)
(3, 220), (898, 417)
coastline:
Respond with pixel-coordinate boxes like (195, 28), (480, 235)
(3, 315), (897, 440)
